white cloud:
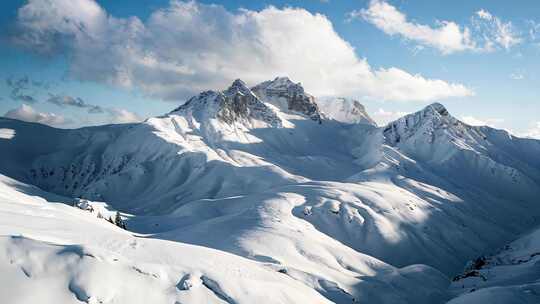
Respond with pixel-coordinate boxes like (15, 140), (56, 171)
(106, 108), (142, 124)
(355, 1), (521, 54)
(522, 122), (540, 139)
(371, 108), (409, 125)
(13, 0), (107, 54)
(509, 72), (524, 80)
(356, 0), (476, 54)
(470, 9), (521, 51)
(13, 0), (473, 103)
(3, 103), (140, 127)
(527, 20), (540, 41)
(476, 9), (492, 21)
(460, 115), (504, 127)
(486, 15), (522, 50)
(4, 104), (71, 126)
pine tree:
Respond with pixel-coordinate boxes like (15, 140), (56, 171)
(114, 211), (125, 229)
(115, 211), (121, 225)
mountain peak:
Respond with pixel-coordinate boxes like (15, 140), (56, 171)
(171, 80), (281, 127)
(251, 77), (323, 123)
(271, 76), (294, 86)
(225, 79), (252, 96)
(383, 102), (457, 145)
(316, 97), (376, 126)
(424, 102), (449, 116)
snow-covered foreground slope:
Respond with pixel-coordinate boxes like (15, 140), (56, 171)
(0, 174), (449, 303)
(0, 174), (339, 304)
(1, 77), (540, 303)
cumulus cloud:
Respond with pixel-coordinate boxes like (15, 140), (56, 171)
(355, 1), (521, 54)
(46, 94), (104, 113)
(354, 0), (476, 54)
(12, 0), (473, 102)
(4, 104), (71, 126)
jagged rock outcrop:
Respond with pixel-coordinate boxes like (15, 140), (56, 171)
(173, 79), (282, 127)
(251, 77), (323, 123)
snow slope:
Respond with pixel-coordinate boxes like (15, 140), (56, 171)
(1, 78), (540, 303)
(448, 225), (540, 303)
(0, 174), (335, 304)
(0, 174), (450, 304)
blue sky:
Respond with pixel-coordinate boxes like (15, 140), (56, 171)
(0, 0), (539, 137)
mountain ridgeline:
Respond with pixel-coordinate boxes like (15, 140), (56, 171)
(1, 77), (540, 303)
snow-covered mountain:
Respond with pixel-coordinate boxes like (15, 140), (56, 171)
(317, 97), (376, 125)
(251, 77), (324, 123)
(1, 77), (540, 304)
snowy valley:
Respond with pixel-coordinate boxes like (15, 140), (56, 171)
(1, 77), (540, 304)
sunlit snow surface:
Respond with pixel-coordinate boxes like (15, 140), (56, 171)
(1, 80), (540, 303)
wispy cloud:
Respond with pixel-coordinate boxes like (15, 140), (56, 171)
(471, 9), (521, 51)
(353, 1), (521, 54)
(509, 72), (524, 80)
(11, 0), (473, 103)
(44, 93), (141, 122)
(6, 76), (38, 103)
(4, 75), (141, 126)
(527, 20), (540, 43)
(476, 9), (492, 21)
(46, 94), (104, 113)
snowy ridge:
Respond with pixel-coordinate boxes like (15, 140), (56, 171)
(380, 102), (540, 203)
(1, 79), (540, 303)
(383, 102), (456, 146)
